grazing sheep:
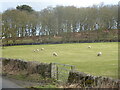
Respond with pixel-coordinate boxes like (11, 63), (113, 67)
(53, 52), (58, 56)
(41, 48), (44, 51)
(33, 49), (39, 52)
(88, 46), (91, 48)
(33, 49), (36, 52)
(36, 49), (39, 51)
(97, 52), (102, 56)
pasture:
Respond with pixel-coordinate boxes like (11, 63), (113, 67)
(2, 42), (118, 79)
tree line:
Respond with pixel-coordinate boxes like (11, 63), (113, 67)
(1, 4), (118, 43)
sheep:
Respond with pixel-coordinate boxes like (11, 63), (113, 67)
(33, 49), (39, 52)
(33, 49), (36, 52)
(97, 52), (102, 56)
(41, 48), (44, 51)
(88, 46), (91, 48)
(53, 52), (58, 56)
(36, 49), (39, 51)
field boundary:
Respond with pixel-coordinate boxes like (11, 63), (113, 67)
(2, 40), (119, 46)
(1, 58), (120, 88)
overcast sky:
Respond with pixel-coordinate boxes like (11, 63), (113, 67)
(0, 0), (119, 12)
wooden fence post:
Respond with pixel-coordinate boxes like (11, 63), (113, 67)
(71, 66), (75, 71)
(50, 63), (57, 79)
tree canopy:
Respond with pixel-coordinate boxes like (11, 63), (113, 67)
(16, 5), (34, 12)
(2, 4), (118, 44)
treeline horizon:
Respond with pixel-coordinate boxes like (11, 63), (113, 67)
(1, 4), (118, 43)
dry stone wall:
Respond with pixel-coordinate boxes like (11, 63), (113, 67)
(1, 58), (51, 78)
(68, 71), (120, 88)
(1, 58), (120, 88)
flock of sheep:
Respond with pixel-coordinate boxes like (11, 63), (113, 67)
(33, 48), (58, 56)
(33, 48), (44, 52)
(33, 45), (102, 57)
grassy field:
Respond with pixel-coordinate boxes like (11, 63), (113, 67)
(2, 42), (118, 79)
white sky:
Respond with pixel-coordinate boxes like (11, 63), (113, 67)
(0, 0), (119, 12)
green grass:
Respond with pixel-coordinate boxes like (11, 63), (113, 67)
(2, 42), (118, 79)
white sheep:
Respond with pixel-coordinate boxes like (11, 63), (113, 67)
(41, 48), (44, 51)
(36, 49), (39, 51)
(33, 49), (36, 52)
(88, 46), (91, 48)
(33, 49), (39, 52)
(53, 52), (58, 56)
(97, 52), (102, 56)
